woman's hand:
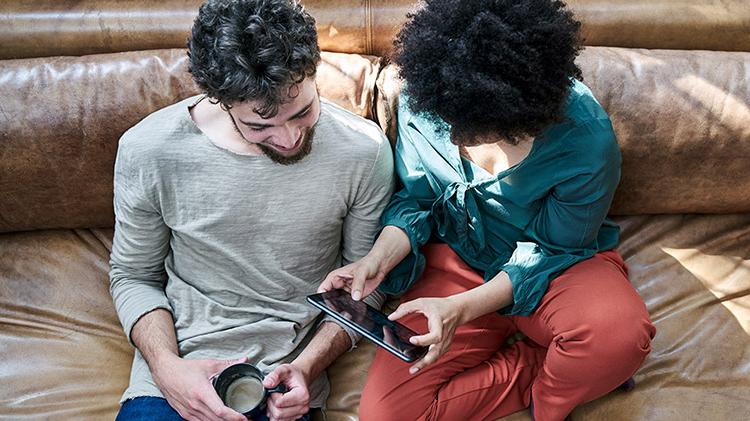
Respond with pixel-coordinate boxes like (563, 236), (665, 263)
(317, 254), (386, 301)
(318, 226), (412, 300)
(388, 296), (466, 374)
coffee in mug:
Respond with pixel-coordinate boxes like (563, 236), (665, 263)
(225, 376), (265, 413)
(213, 363), (287, 418)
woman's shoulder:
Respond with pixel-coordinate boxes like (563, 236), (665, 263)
(529, 82), (619, 175)
(563, 79), (611, 123)
(544, 81), (617, 151)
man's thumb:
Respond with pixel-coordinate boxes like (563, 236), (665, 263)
(262, 370), (279, 388)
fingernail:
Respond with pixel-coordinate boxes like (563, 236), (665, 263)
(409, 367), (419, 374)
(352, 291), (361, 301)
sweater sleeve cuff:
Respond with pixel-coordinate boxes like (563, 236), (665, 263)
(319, 289), (387, 352)
(114, 286), (173, 346)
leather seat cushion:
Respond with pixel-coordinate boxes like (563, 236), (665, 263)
(2, 216), (748, 420)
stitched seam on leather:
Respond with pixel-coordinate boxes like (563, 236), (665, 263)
(365, 0), (373, 55)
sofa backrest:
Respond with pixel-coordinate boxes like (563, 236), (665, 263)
(0, 50), (382, 233)
(1, 0), (749, 59)
(1, 0), (750, 234)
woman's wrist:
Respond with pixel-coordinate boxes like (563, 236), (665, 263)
(448, 273), (514, 324)
(365, 248), (389, 272)
(368, 226), (412, 274)
(447, 293), (476, 325)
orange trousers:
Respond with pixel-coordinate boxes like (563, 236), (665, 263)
(360, 244), (655, 421)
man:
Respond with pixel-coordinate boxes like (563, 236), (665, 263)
(109, 1), (393, 420)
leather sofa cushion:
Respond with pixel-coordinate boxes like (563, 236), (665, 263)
(580, 48), (750, 215)
(0, 49), (199, 233)
(0, 50), (380, 233)
(573, 214), (750, 420)
(0, 229), (131, 419)
(1, 0), (749, 59)
(3, 47), (750, 233)
(2, 214), (749, 420)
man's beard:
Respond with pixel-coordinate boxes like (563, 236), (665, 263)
(257, 125), (315, 165)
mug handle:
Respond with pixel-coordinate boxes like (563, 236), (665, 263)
(266, 383), (288, 394)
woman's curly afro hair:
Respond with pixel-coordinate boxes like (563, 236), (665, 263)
(393, 0), (583, 145)
(188, 0), (319, 118)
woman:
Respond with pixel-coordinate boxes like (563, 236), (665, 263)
(318, 1), (655, 419)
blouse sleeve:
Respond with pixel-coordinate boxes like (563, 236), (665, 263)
(493, 119), (621, 316)
(377, 114), (438, 296)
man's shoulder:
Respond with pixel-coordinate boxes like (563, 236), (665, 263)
(118, 96), (200, 155)
(318, 99), (390, 158)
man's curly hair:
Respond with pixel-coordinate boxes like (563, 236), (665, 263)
(393, 0), (583, 145)
(188, 0), (320, 118)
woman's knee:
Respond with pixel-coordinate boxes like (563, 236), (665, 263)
(359, 367), (427, 421)
(578, 301), (656, 370)
(359, 383), (421, 421)
(549, 263), (656, 364)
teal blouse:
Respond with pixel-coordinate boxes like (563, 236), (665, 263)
(379, 80), (621, 316)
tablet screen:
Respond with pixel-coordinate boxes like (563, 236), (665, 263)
(307, 289), (427, 362)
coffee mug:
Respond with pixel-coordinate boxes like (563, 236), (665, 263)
(213, 363), (287, 419)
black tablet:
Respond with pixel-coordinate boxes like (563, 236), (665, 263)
(307, 289), (428, 363)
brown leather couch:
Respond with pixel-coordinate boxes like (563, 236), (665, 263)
(1, 1), (749, 420)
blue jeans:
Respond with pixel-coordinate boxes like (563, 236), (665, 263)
(116, 396), (312, 421)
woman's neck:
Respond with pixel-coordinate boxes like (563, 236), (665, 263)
(459, 136), (534, 176)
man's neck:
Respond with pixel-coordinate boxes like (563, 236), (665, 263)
(188, 96), (263, 156)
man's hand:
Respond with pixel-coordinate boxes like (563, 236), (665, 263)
(263, 363), (310, 421)
(317, 255), (385, 301)
(151, 354), (248, 421)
